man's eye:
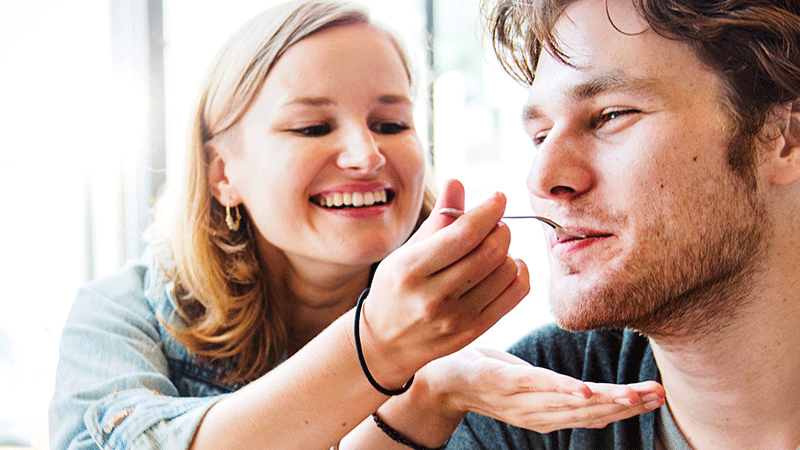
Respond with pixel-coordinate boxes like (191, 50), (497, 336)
(372, 122), (409, 135)
(291, 124), (332, 137)
(592, 109), (639, 128)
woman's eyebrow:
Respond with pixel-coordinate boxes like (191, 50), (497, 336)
(522, 104), (545, 123)
(283, 95), (411, 108)
(377, 94), (412, 105)
(284, 96), (334, 107)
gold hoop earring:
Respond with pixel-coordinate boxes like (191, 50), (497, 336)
(226, 203), (241, 231)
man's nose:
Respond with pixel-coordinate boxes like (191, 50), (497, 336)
(526, 129), (594, 202)
(336, 124), (386, 174)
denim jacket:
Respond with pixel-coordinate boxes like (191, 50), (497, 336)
(49, 247), (243, 450)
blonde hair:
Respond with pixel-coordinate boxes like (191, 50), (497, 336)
(148, 0), (436, 384)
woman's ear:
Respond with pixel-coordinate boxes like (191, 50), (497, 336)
(206, 141), (241, 206)
(770, 100), (800, 186)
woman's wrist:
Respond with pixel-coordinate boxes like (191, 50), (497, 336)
(374, 365), (466, 448)
(354, 288), (415, 395)
(351, 293), (421, 390)
(372, 412), (448, 450)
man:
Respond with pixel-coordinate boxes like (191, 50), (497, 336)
(449, 0), (800, 448)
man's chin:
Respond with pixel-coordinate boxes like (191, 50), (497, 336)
(550, 309), (616, 332)
(549, 294), (640, 332)
(553, 318), (611, 333)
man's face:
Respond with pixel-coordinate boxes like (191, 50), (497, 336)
(523, 0), (768, 335)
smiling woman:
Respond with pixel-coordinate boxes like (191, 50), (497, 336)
(47, 1), (532, 449)
(195, 20), (431, 368)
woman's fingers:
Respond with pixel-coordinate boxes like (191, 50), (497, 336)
(467, 382), (666, 434)
(398, 212), (523, 329)
(478, 391), (663, 433)
(428, 220), (513, 297)
(402, 191), (508, 277)
(458, 259), (530, 340)
(405, 178), (465, 244)
(583, 381), (666, 406)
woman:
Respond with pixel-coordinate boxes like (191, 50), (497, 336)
(49, 1), (664, 449)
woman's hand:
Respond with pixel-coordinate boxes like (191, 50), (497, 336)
(421, 347), (666, 434)
(356, 179), (531, 389)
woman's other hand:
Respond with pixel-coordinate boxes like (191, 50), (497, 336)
(422, 347), (666, 434)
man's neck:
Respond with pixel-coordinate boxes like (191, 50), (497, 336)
(649, 288), (800, 450)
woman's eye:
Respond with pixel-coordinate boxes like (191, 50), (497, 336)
(372, 122), (409, 135)
(291, 124), (332, 137)
(532, 131), (548, 146)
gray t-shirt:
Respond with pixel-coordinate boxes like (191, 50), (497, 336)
(448, 326), (798, 450)
(654, 404), (692, 450)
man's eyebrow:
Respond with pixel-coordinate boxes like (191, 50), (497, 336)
(522, 73), (664, 122)
(571, 73), (663, 100)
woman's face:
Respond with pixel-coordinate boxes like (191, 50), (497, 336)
(214, 23), (426, 272)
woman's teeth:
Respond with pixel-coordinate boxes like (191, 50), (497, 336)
(313, 189), (389, 208)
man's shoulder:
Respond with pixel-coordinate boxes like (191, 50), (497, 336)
(507, 324), (655, 383)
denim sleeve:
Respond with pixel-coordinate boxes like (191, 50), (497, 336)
(49, 263), (224, 450)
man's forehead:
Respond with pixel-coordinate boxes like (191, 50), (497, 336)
(522, 0), (707, 116)
(559, 0), (649, 35)
(538, 0), (654, 69)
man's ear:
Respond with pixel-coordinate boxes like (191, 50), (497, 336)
(206, 141), (241, 206)
(770, 100), (800, 186)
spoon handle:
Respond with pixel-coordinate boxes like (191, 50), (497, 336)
(437, 208), (587, 239)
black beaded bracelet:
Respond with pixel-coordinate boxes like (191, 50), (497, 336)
(373, 413), (449, 450)
(354, 287), (414, 396)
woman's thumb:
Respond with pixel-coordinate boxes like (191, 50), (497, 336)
(405, 178), (465, 245)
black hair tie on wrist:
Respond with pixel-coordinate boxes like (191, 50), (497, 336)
(372, 413), (449, 450)
(354, 288), (414, 396)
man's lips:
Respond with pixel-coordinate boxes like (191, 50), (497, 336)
(552, 227), (613, 244)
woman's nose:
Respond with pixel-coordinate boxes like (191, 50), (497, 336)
(336, 125), (387, 174)
(526, 129), (594, 203)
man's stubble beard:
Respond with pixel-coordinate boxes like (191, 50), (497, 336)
(550, 137), (771, 339)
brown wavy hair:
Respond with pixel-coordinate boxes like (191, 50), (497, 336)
(485, 0), (800, 184)
(147, 0), (436, 384)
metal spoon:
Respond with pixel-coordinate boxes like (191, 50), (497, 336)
(438, 208), (587, 240)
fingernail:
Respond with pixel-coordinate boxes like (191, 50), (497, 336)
(614, 397), (636, 406)
(644, 399), (664, 410)
(439, 208), (463, 219)
(641, 393), (661, 402)
(572, 390), (591, 399)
